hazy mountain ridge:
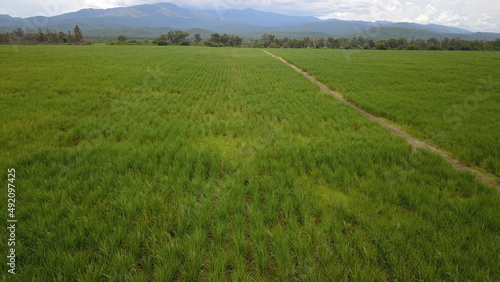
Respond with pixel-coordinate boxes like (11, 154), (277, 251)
(0, 2), (498, 40)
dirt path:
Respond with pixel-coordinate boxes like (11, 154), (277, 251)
(263, 50), (500, 192)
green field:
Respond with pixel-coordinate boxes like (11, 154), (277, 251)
(0, 46), (499, 281)
(268, 49), (500, 177)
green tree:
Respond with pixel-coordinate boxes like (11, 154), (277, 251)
(194, 33), (202, 43)
(326, 37), (336, 48)
(316, 38), (325, 48)
(387, 38), (398, 49)
(352, 36), (364, 47)
(494, 39), (500, 48)
(46, 29), (58, 43)
(117, 35), (127, 42)
(445, 38), (454, 50)
(207, 33), (241, 47)
(261, 34), (276, 48)
(292, 39), (305, 48)
(0, 32), (8, 43)
(337, 38), (349, 49)
(228, 35), (242, 47)
(269, 42), (279, 48)
(220, 33), (230, 45)
(152, 34), (169, 45)
(364, 39), (375, 49)
(460, 44), (472, 51)
(397, 38), (407, 48)
(57, 31), (67, 43)
(413, 39), (428, 50)
(210, 33), (220, 43)
(447, 38), (461, 50)
(167, 30), (189, 44)
(302, 37), (312, 48)
(37, 28), (45, 43)
(427, 37), (440, 49)
(73, 25), (83, 43)
(13, 28), (24, 41)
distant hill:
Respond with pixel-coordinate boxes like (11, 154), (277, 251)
(388, 23), (473, 34)
(352, 27), (442, 41)
(0, 2), (498, 41)
(220, 8), (318, 27)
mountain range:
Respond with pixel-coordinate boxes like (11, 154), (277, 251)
(1, 2), (499, 41)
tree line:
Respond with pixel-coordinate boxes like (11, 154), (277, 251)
(2, 26), (499, 51)
(254, 34), (500, 51)
(0, 25), (84, 44)
(148, 31), (243, 47)
(146, 31), (500, 51)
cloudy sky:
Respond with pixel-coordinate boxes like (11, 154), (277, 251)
(1, 0), (499, 32)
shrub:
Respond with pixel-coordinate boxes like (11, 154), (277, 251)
(268, 42), (279, 48)
(204, 41), (221, 47)
(153, 40), (171, 46)
(428, 45), (443, 51)
(460, 44), (472, 51)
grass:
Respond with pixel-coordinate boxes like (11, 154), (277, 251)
(267, 49), (500, 177)
(0, 45), (499, 281)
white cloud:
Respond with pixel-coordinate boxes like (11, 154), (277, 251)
(314, 0), (499, 31)
(1, 0), (499, 32)
(414, 14), (429, 23)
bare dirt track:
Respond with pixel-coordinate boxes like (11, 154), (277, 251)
(263, 50), (500, 192)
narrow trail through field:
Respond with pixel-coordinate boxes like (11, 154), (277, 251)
(263, 50), (500, 192)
